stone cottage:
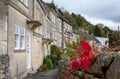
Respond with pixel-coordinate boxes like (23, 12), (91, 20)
(0, 0), (44, 78)
(0, 0), (80, 79)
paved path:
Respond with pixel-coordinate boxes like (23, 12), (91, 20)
(24, 69), (58, 79)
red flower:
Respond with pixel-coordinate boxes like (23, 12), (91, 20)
(80, 56), (91, 71)
(81, 41), (91, 53)
(70, 41), (96, 71)
(65, 77), (69, 79)
(70, 57), (80, 70)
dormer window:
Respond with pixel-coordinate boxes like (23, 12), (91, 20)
(20, 0), (28, 6)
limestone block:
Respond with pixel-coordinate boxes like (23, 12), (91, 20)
(106, 54), (120, 79)
(88, 52), (116, 77)
(85, 74), (94, 79)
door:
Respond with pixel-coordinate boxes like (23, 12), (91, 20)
(27, 30), (31, 69)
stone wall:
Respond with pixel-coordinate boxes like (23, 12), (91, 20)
(58, 52), (120, 79)
(0, 0), (8, 55)
(0, 55), (9, 79)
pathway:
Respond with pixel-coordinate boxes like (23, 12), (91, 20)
(24, 69), (58, 79)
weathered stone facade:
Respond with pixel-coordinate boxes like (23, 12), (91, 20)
(0, 0), (7, 55)
(0, 0), (81, 79)
(58, 52), (120, 79)
(7, 0), (34, 78)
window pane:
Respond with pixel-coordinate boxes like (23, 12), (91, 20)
(21, 28), (25, 35)
(15, 25), (20, 34)
(15, 34), (20, 49)
(21, 36), (25, 49)
(15, 24), (20, 50)
(25, 0), (28, 6)
(21, 0), (28, 6)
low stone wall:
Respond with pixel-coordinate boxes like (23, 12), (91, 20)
(58, 52), (120, 79)
(0, 55), (9, 79)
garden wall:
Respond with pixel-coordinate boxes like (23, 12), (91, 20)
(58, 52), (120, 79)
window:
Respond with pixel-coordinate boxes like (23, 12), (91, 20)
(52, 31), (55, 40)
(14, 24), (26, 50)
(15, 25), (20, 49)
(51, 14), (56, 23)
(59, 37), (62, 47)
(21, 28), (25, 49)
(20, 0), (28, 6)
(44, 20), (48, 38)
(59, 22), (62, 31)
(54, 31), (57, 40)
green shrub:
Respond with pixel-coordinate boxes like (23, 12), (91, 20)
(51, 55), (58, 68)
(51, 45), (63, 60)
(43, 57), (53, 70)
(37, 64), (48, 72)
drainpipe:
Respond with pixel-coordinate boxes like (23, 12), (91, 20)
(61, 20), (64, 52)
(33, 0), (34, 19)
(6, 0), (9, 56)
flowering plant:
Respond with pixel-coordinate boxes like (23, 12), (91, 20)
(70, 41), (98, 71)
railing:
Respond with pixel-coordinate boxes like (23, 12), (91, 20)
(0, 55), (9, 79)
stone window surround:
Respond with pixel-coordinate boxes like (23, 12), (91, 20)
(15, 24), (20, 50)
(14, 24), (26, 50)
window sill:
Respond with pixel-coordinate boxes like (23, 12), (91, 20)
(14, 49), (26, 53)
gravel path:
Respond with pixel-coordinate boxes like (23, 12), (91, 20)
(24, 69), (58, 79)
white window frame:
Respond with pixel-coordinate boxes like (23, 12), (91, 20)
(21, 28), (25, 49)
(20, 0), (28, 6)
(59, 22), (62, 31)
(52, 31), (55, 40)
(51, 14), (56, 24)
(15, 25), (20, 50)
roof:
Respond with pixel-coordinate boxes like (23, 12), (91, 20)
(95, 37), (109, 46)
(73, 29), (99, 43)
(39, 0), (72, 26)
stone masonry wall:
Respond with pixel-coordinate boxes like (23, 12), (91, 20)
(0, 0), (7, 55)
(58, 52), (120, 79)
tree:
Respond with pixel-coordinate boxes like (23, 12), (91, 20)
(63, 11), (78, 29)
(58, 8), (63, 15)
(47, 0), (56, 10)
(94, 25), (101, 36)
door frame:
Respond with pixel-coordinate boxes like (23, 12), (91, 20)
(27, 30), (31, 69)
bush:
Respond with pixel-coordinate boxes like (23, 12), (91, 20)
(43, 57), (53, 70)
(37, 64), (48, 72)
(50, 45), (64, 67)
(51, 55), (58, 68)
(51, 45), (63, 60)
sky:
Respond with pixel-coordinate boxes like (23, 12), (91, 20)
(43, 0), (120, 30)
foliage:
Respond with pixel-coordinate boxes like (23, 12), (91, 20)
(62, 38), (87, 59)
(94, 25), (101, 36)
(109, 31), (120, 47)
(70, 41), (98, 71)
(62, 40), (81, 59)
(37, 64), (48, 72)
(48, 54), (59, 68)
(51, 45), (63, 60)
(50, 45), (64, 67)
(43, 56), (53, 70)
(46, 0), (56, 10)
(47, 1), (120, 46)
